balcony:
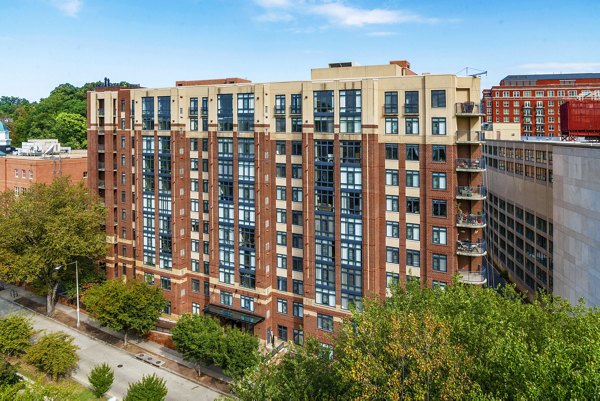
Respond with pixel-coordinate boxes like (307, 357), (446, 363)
(455, 102), (482, 116)
(456, 212), (486, 228)
(289, 106), (302, 115)
(458, 269), (487, 285)
(456, 130), (484, 144)
(98, 108), (105, 117)
(383, 105), (398, 115)
(189, 107), (199, 116)
(456, 240), (486, 257)
(455, 158), (485, 172)
(273, 107), (286, 115)
(403, 105), (419, 115)
(456, 185), (486, 200)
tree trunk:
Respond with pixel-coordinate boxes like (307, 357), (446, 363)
(46, 282), (59, 316)
(124, 331), (128, 347)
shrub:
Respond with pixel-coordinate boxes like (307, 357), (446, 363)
(0, 358), (20, 386)
(26, 331), (79, 380)
(0, 314), (34, 356)
(88, 362), (114, 398)
(124, 374), (168, 401)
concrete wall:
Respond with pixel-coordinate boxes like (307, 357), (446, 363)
(553, 145), (600, 306)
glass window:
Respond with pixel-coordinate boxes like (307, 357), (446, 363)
(407, 223), (420, 241)
(431, 90), (446, 108)
(317, 314), (333, 332)
(406, 197), (420, 214)
(432, 117), (446, 135)
(432, 227), (447, 244)
(406, 250), (420, 267)
(385, 144), (398, 160)
(432, 254), (447, 272)
(405, 117), (419, 134)
(432, 145), (446, 162)
(385, 117), (398, 134)
(277, 298), (288, 314)
(432, 200), (447, 217)
(406, 144), (419, 161)
(432, 172), (447, 189)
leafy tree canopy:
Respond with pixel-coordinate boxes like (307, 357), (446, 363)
(0, 314), (35, 356)
(0, 177), (106, 315)
(83, 279), (167, 345)
(25, 331), (79, 381)
(124, 373), (167, 401)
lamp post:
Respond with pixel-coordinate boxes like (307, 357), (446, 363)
(54, 260), (80, 328)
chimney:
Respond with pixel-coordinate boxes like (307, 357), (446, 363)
(390, 60), (411, 69)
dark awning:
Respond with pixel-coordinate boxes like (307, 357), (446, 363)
(204, 304), (264, 325)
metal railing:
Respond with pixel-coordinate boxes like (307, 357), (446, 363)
(456, 130), (484, 143)
(455, 102), (482, 116)
(383, 105), (398, 115)
(458, 269), (487, 285)
(455, 158), (485, 171)
(289, 106), (302, 115)
(403, 105), (419, 115)
(273, 107), (286, 115)
(189, 107), (199, 116)
(456, 240), (486, 256)
(456, 212), (486, 227)
(456, 185), (486, 199)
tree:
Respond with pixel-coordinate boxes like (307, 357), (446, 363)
(88, 362), (114, 398)
(0, 358), (20, 386)
(0, 314), (34, 356)
(171, 314), (224, 367)
(84, 279), (167, 345)
(0, 177), (106, 315)
(52, 112), (87, 149)
(0, 380), (78, 401)
(25, 331), (79, 381)
(222, 327), (260, 378)
(124, 374), (167, 401)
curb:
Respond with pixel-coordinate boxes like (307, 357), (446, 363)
(0, 291), (229, 398)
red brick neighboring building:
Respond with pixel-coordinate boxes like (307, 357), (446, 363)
(483, 73), (600, 137)
(87, 61), (485, 347)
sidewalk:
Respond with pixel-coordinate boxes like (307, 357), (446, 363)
(0, 282), (231, 395)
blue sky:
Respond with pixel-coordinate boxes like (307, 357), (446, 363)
(2, 0), (599, 101)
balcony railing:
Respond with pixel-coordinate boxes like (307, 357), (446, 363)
(456, 185), (486, 200)
(403, 105), (419, 115)
(98, 108), (105, 117)
(383, 105), (398, 115)
(456, 130), (484, 144)
(455, 102), (482, 116)
(97, 144), (105, 152)
(456, 212), (486, 228)
(456, 240), (486, 257)
(98, 162), (105, 170)
(189, 107), (199, 116)
(455, 158), (485, 172)
(458, 269), (487, 285)
(274, 107), (286, 115)
(289, 106), (302, 115)
(98, 180), (105, 189)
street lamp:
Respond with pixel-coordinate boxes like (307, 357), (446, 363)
(54, 260), (80, 328)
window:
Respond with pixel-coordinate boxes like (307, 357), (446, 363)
(432, 200), (447, 217)
(431, 90), (446, 108)
(293, 329), (304, 345)
(277, 325), (288, 341)
(406, 197), (420, 214)
(291, 141), (302, 156)
(386, 272), (400, 287)
(292, 279), (304, 295)
(386, 195), (399, 212)
(276, 186), (286, 200)
(432, 227), (447, 244)
(240, 296), (254, 312)
(406, 171), (419, 187)
(291, 164), (302, 179)
(406, 144), (419, 161)
(191, 279), (200, 293)
(385, 144), (398, 160)
(293, 301), (304, 317)
(277, 276), (287, 292)
(292, 187), (302, 202)
(432, 172), (447, 189)
(317, 314), (333, 332)
(277, 231), (287, 245)
(275, 141), (286, 155)
(433, 254), (447, 272)
(385, 170), (398, 186)
(406, 223), (420, 241)
(432, 145), (446, 162)
(292, 210), (302, 226)
(405, 91), (419, 113)
(406, 250), (420, 267)
(291, 118), (302, 133)
(385, 117), (398, 134)
(220, 291), (233, 306)
(432, 117), (446, 135)
(386, 221), (399, 238)
(384, 91), (398, 113)
(386, 247), (399, 264)
(277, 298), (288, 314)
(274, 94), (286, 114)
(405, 117), (419, 134)
(276, 209), (286, 224)
(160, 276), (171, 290)
(276, 164), (286, 178)
(292, 234), (303, 249)
(277, 254), (287, 269)
(292, 257), (303, 272)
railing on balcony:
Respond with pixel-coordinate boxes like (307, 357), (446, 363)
(98, 180), (105, 189)
(274, 107), (286, 115)
(458, 269), (487, 285)
(456, 240), (486, 257)
(383, 105), (398, 115)
(403, 105), (419, 115)
(455, 158), (485, 171)
(189, 107), (199, 116)
(289, 106), (302, 115)
(98, 162), (105, 170)
(456, 130), (484, 144)
(456, 185), (486, 200)
(98, 108), (105, 117)
(97, 144), (105, 152)
(455, 102), (482, 116)
(456, 212), (486, 228)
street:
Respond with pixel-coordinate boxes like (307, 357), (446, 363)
(0, 295), (220, 401)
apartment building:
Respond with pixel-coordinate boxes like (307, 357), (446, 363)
(87, 60), (485, 345)
(483, 73), (600, 137)
(483, 139), (600, 306)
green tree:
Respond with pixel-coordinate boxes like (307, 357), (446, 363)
(25, 331), (79, 381)
(0, 358), (20, 386)
(0, 96), (30, 118)
(88, 362), (114, 398)
(171, 314), (224, 367)
(52, 112), (87, 149)
(124, 374), (167, 401)
(0, 314), (34, 356)
(0, 177), (106, 315)
(0, 380), (78, 401)
(84, 279), (167, 345)
(222, 327), (260, 378)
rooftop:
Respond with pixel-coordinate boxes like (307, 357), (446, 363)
(3, 149), (87, 160)
(500, 73), (600, 86)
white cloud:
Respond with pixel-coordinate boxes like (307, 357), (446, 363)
(366, 31), (396, 37)
(49, 0), (82, 17)
(519, 62), (600, 73)
(254, 0), (442, 27)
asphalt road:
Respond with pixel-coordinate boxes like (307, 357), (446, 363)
(0, 295), (220, 401)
